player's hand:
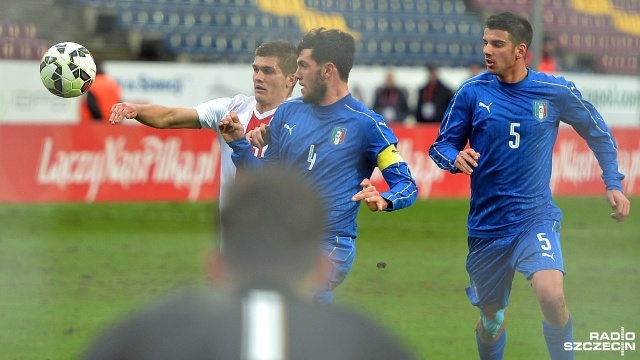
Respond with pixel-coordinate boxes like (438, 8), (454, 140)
(454, 148), (480, 175)
(606, 189), (630, 222)
(218, 112), (245, 143)
(109, 102), (139, 125)
(352, 178), (388, 212)
(245, 124), (271, 147)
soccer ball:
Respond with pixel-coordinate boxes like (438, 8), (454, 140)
(39, 42), (96, 98)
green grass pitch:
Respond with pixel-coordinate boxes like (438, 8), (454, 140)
(1, 198), (638, 359)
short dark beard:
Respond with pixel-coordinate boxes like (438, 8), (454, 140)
(301, 69), (327, 105)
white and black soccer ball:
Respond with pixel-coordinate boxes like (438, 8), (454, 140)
(39, 42), (96, 98)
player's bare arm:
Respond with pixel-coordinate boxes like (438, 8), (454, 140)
(246, 124), (271, 147)
(218, 112), (246, 143)
(109, 103), (200, 129)
(606, 189), (630, 222)
(454, 148), (481, 175)
(352, 178), (389, 212)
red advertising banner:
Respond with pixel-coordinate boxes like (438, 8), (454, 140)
(0, 124), (220, 203)
(1, 124), (638, 203)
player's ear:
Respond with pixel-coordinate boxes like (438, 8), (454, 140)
(323, 63), (335, 79)
(292, 254), (331, 301)
(286, 73), (297, 89)
(206, 250), (232, 285)
(516, 43), (527, 60)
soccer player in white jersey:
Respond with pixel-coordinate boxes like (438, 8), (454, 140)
(429, 12), (630, 360)
(219, 28), (418, 304)
(108, 41), (298, 208)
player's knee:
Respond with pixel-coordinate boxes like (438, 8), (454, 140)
(480, 308), (505, 339)
(539, 291), (566, 312)
(539, 294), (568, 326)
(539, 289), (566, 305)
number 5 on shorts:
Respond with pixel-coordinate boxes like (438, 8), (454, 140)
(537, 233), (552, 251)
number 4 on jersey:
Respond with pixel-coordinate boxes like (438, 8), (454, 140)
(307, 145), (317, 170)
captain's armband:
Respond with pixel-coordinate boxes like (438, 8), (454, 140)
(377, 144), (404, 171)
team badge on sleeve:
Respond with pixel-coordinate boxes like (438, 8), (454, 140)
(331, 127), (347, 145)
(533, 100), (549, 121)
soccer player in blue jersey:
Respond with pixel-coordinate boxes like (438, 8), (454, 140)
(429, 12), (630, 360)
(219, 28), (418, 304)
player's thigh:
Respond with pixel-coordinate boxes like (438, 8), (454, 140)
(513, 220), (565, 280)
(530, 269), (565, 301)
(465, 236), (517, 309)
(320, 236), (356, 289)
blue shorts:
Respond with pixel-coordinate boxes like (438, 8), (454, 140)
(315, 236), (356, 305)
(465, 220), (565, 310)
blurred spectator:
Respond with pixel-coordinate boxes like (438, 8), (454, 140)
(469, 63), (484, 78)
(372, 71), (410, 123)
(415, 64), (454, 124)
(527, 33), (560, 73)
(539, 34), (560, 73)
(82, 169), (417, 360)
(80, 61), (122, 122)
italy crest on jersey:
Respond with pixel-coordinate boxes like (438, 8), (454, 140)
(533, 100), (548, 121)
(331, 127), (347, 145)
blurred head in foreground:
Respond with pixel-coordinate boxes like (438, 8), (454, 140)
(83, 168), (417, 360)
(212, 168), (328, 296)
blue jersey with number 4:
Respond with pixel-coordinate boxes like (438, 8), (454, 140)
(229, 94), (417, 239)
(429, 69), (624, 238)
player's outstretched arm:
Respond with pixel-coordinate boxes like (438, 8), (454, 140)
(109, 103), (200, 129)
(352, 178), (389, 212)
(606, 189), (630, 222)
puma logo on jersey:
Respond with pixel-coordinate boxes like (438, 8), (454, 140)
(479, 102), (492, 113)
(284, 124), (296, 135)
(542, 252), (556, 261)
(377, 121), (388, 128)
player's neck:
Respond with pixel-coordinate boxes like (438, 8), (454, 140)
(255, 100), (281, 114)
(497, 62), (528, 84)
(318, 82), (350, 106)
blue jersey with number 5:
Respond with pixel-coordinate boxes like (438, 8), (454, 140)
(429, 69), (624, 238)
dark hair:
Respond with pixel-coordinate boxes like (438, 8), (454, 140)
(485, 12), (533, 49)
(297, 28), (356, 82)
(254, 40), (298, 77)
(220, 168), (325, 286)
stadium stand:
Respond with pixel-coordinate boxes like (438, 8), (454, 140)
(613, 0), (640, 13)
(73, 0), (485, 67)
(0, 19), (49, 60)
(3, 0), (636, 75)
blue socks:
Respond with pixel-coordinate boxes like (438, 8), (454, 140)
(476, 328), (506, 360)
(476, 316), (573, 359)
(543, 316), (574, 360)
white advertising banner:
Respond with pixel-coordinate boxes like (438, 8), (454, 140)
(0, 60), (80, 123)
(558, 72), (640, 127)
(1, 60), (638, 127)
(107, 61), (256, 108)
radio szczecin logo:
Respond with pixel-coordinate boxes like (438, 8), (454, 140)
(565, 327), (635, 356)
